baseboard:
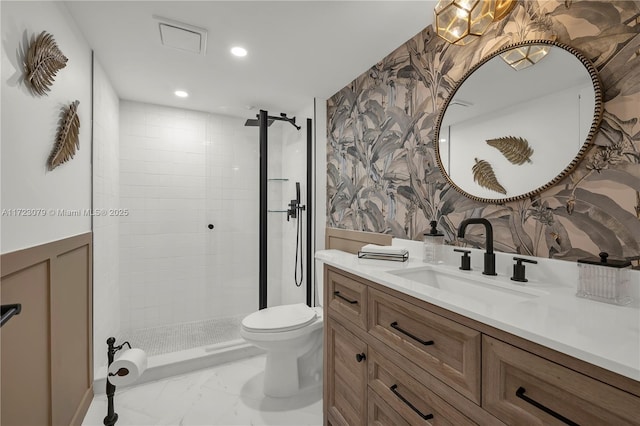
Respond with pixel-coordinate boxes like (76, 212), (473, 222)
(70, 387), (94, 426)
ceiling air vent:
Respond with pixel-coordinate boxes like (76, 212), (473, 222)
(153, 15), (207, 55)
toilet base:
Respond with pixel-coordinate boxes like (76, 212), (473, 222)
(264, 350), (299, 397)
(261, 330), (323, 398)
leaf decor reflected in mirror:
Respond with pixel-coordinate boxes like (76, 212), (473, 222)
(486, 136), (533, 165)
(48, 100), (80, 171)
(25, 31), (68, 96)
(472, 158), (506, 194)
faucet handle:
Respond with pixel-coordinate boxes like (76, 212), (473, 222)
(511, 257), (538, 283)
(454, 249), (471, 271)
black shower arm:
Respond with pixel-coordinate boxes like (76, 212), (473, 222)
(255, 113), (301, 130)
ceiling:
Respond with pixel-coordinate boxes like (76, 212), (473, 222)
(65, 1), (436, 118)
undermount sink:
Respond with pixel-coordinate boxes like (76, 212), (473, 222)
(388, 266), (546, 305)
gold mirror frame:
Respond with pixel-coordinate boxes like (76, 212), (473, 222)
(434, 39), (603, 204)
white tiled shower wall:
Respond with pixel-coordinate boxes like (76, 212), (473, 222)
(92, 59), (120, 374)
(118, 101), (277, 331)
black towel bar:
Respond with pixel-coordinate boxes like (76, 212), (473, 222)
(0, 304), (22, 327)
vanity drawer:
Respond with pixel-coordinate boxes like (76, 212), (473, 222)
(326, 267), (367, 330)
(368, 287), (481, 403)
(483, 336), (640, 425)
(368, 347), (476, 425)
(368, 388), (412, 426)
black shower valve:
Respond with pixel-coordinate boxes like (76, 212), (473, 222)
(287, 200), (298, 221)
(287, 200), (306, 221)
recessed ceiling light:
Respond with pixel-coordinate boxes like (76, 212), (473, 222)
(231, 46), (247, 57)
(175, 90), (189, 98)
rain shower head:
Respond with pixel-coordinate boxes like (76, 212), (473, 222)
(245, 112), (300, 130)
(244, 118), (274, 127)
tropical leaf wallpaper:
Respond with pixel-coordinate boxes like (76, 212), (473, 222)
(327, 0), (640, 264)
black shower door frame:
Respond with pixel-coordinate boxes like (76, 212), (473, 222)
(258, 110), (313, 310)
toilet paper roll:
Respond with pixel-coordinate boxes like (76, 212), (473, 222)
(107, 348), (147, 386)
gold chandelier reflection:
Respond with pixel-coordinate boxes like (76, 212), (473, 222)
(500, 45), (551, 70)
(434, 0), (516, 46)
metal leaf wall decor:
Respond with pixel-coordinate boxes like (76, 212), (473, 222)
(472, 158), (507, 194)
(25, 31), (68, 96)
(48, 100), (80, 171)
(486, 136), (534, 165)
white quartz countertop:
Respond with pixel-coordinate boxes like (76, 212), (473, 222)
(316, 240), (640, 382)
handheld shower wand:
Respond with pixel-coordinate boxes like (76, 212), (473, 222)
(288, 182), (306, 287)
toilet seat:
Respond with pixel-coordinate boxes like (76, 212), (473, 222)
(241, 303), (317, 333)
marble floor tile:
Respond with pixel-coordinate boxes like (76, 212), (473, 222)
(82, 354), (322, 426)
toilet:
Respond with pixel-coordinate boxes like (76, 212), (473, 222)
(240, 303), (323, 397)
(240, 273), (324, 397)
(241, 303), (323, 397)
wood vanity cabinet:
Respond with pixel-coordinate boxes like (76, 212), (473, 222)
(483, 336), (640, 425)
(325, 319), (368, 425)
(324, 266), (493, 426)
(323, 265), (640, 426)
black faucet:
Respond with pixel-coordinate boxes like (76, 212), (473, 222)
(457, 218), (496, 276)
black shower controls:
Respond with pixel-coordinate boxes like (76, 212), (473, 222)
(287, 182), (305, 222)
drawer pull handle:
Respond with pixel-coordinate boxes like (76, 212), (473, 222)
(390, 322), (434, 346)
(516, 387), (578, 426)
(390, 384), (434, 421)
(333, 291), (358, 304)
(355, 352), (366, 362)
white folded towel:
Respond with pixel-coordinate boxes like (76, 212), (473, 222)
(360, 244), (408, 255)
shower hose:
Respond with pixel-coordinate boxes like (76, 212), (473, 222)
(294, 206), (303, 287)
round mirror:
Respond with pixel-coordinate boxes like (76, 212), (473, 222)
(434, 40), (603, 204)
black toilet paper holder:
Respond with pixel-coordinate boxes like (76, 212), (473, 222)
(104, 337), (132, 426)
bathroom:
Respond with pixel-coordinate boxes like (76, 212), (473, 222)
(1, 1), (639, 425)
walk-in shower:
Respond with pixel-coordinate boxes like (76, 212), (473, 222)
(93, 99), (314, 388)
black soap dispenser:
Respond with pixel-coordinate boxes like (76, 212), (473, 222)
(423, 221), (444, 264)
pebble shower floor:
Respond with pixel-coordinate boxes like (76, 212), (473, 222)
(119, 315), (246, 356)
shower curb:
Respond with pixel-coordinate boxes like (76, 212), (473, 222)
(93, 341), (264, 394)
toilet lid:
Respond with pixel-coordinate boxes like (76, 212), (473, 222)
(242, 303), (317, 333)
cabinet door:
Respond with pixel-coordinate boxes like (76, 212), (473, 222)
(325, 318), (367, 426)
(1, 262), (52, 426)
(483, 336), (640, 425)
